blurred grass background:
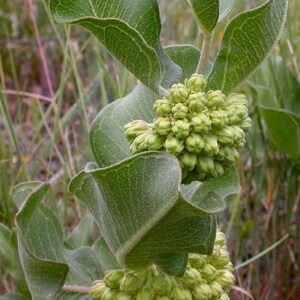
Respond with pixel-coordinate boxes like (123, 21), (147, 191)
(0, 0), (299, 299)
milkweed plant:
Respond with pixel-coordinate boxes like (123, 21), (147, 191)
(12, 0), (288, 299)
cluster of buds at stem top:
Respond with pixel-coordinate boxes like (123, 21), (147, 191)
(124, 74), (251, 183)
(91, 231), (234, 300)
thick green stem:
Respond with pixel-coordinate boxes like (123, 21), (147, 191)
(62, 284), (91, 294)
(197, 31), (213, 74)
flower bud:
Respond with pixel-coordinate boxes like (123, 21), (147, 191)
(170, 83), (189, 103)
(213, 249), (230, 268)
(172, 103), (189, 119)
(210, 281), (223, 299)
(153, 98), (172, 117)
(120, 273), (140, 294)
(191, 114), (211, 133)
(232, 126), (245, 143)
(185, 133), (205, 153)
(117, 293), (133, 300)
(165, 135), (184, 155)
(215, 231), (226, 247)
(193, 281), (212, 300)
(185, 73), (207, 92)
(200, 264), (217, 282)
(152, 274), (173, 295)
(240, 117), (252, 131)
(179, 152), (197, 171)
(219, 293), (230, 300)
(206, 90), (226, 108)
(225, 93), (248, 106)
(171, 286), (193, 300)
(154, 117), (172, 136)
(147, 134), (165, 150)
(217, 146), (239, 163)
(124, 120), (149, 141)
(216, 127), (235, 145)
(188, 254), (206, 269)
(104, 270), (124, 289)
(203, 135), (219, 155)
(172, 120), (190, 138)
(182, 267), (202, 287)
(90, 281), (106, 300)
(216, 270), (235, 291)
(223, 262), (234, 271)
(188, 93), (205, 113)
(136, 288), (154, 300)
(197, 156), (215, 173)
(210, 162), (224, 178)
(102, 288), (120, 300)
(209, 110), (228, 128)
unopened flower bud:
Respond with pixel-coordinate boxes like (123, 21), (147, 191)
(200, 264), (217, 282)
(165, 135), (185, 155)
(153, 98), (172, 117)
(182, 267), (202, 287)
(136, 288), (153, 300)
(185, 133), (205, 153)
(203, 135), (219, 155)
(198, 156), (215, 173)
(91, 281), (106, 300)
(215, 231), (226, 247)
(102, 288), (120, 300)
(210, 110), (228, 128)
(120, 273), (140, 294)
(124, 120), (149, 141)
(117, 292), (133, 300)
(189, 254), (206, 269)
(216, 270), (235, 291)
(225, 93), (248, 106)
(193, 281), (212, 300)
(180, 152), (197, 171)
(216, 127), (235, 145)
(171, 286), (193, 300)
(147, 134), (165, 150)
(104, 270), (124, 289)
(240, 117), (252, 131)
(223, 262), (234, 271)
(185, 73), (207, 92)
(210, 162), (224, 178)
(191, 114), (211, 133)
(152, 274), (173, 295)
(132, 131), (151, 153)
(154, 118), (172, 136)
(217, 146), (239, 163)
(170, 83), (189, 103)
(172, 120), (190, 138)
(206, 90), (225, 108)
(219, 293), (230, 300)
(188, 93), (205, 113)
(210, 281), (223, 299)
(232, 126), (245, 143)
(172, 103), (189, 119)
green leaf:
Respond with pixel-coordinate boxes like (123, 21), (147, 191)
(165, 44), (200, 80)
(218, 0), (236, 22)
(186, 0), (219, 32)
(260, 107), (300, 161)
(207, 0), (288, 94)
(90, 44), (199, 167)
(48, 0), (181, 92)
(0, 294), (27, 300)
(69, 152), (217, 276)
(14, 182), (106, 299)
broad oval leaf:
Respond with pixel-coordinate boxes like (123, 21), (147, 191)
(260, 107), (300, 161)
(186, 0), (219, 32)
(218, 0), (236, 22)
(48, 0), (181, 92)
(14, 182), (106, 299)
(207, 0), (288, 94)
(69, 152), (218, 276)
(90, 44), (200, 168)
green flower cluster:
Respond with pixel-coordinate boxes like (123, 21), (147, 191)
(91, 231), (234, 300)
(124, 74), (251, 183)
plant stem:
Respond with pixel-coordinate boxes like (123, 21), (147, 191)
(197, 31), (213, 74)
(62, 284), (91, 294)
(159, 86), (170, 97)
